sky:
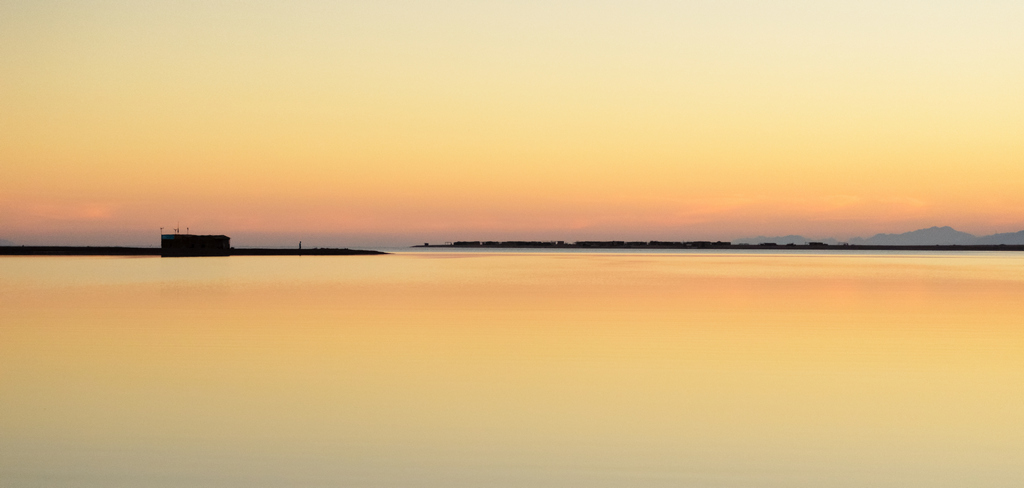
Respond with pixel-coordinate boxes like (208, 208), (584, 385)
(2, 1), (1023, 247)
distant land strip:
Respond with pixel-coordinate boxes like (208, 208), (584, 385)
(416, 241), (1024, 251)
(0, 246), (386, 257)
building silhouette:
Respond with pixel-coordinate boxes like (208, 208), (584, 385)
(161, 233), (230, 257)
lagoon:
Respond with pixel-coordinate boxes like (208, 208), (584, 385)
(1, 251), (1022, 487)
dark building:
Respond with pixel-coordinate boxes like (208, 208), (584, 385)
(161, 234), (230, 257)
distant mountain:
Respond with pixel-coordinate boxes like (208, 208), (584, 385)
(0, 238), (14, 246)
(849, 226), (976, 246)
(973, 230), (1024, 245)
(735, 227), (1024, 246)
(733, 235), (841, 245)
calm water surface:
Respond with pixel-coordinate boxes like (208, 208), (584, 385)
(1, 252), (1022, 487)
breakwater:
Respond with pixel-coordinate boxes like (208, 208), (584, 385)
(0, 247), (386, 257)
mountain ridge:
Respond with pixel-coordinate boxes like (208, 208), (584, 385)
(736, 226), (1024, 246)
(850, 226), (975, 245)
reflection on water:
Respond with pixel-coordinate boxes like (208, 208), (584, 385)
(1, 252), (1022, 487)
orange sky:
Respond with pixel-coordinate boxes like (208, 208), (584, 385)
(2, 1), (1023, 246)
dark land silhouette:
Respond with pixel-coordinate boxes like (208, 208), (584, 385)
(417, 239), (1024, 251)
(4, 226), (1024, 254)
(0, 234), (385, 257)
(0, 246), (386, 257)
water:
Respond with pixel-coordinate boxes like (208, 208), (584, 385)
(1, 252), (1022, 487)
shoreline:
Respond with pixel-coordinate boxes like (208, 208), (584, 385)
(0, 246), (387, 257)
(414, 243), (1024, 252)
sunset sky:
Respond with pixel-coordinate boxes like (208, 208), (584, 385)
(2, 1), (1022, 247)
